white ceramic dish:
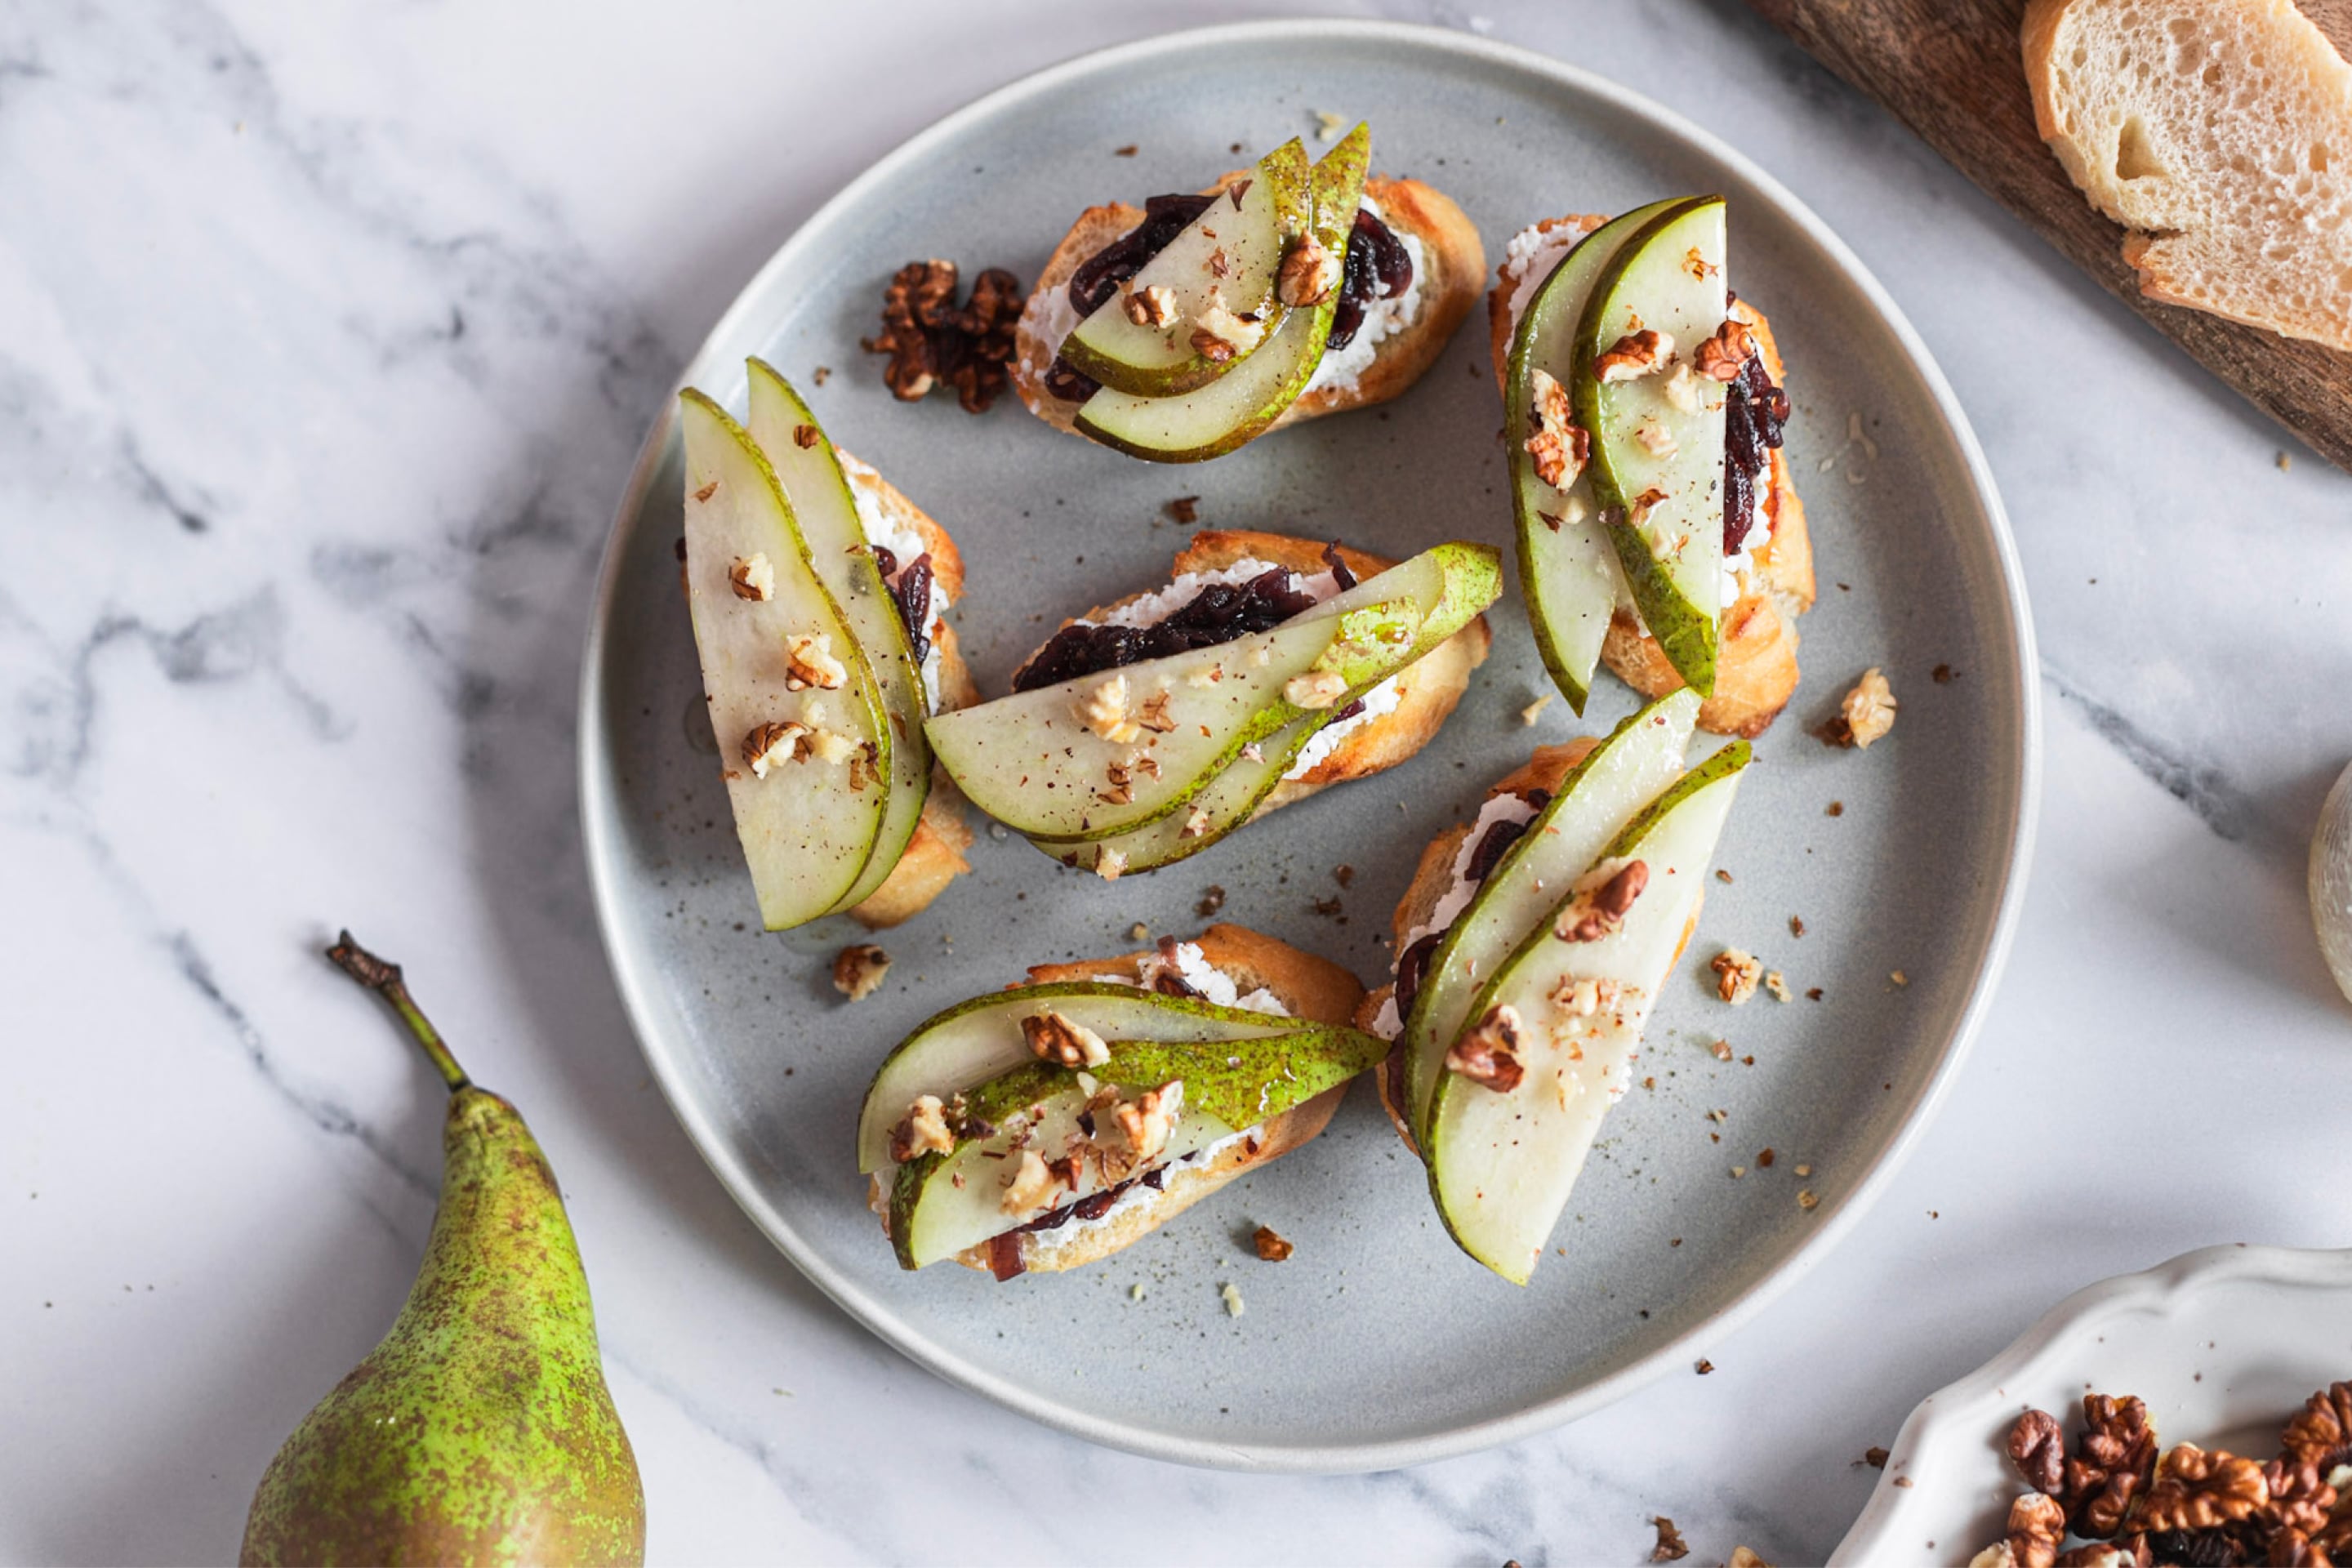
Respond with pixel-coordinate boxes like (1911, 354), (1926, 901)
(1834, 1244), (2352, 1564)
(578, 19), (2039, 1470)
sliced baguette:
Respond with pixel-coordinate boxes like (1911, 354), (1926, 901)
(833, 457), (980, 929)
(1489, 220), (1815, 737)
(1012, 173), (1485, 442)
(1016, 528), (1492, 823)
(2024, 0), (2352, 351)
(941, 924), (1368, 1276)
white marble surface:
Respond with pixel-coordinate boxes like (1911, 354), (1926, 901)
(4, 1), (2349, 1562)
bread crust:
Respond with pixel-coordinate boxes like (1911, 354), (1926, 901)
(1359, 738), (1703, 1154)
(1018, 528), (1492, 831)
(832, 456), (979, 928)
(2023, 0), (2352, 351)
(1486, 224), (1814, 737)
(939, 924), (1369, 1276)
(1012, 173), (1485, 444)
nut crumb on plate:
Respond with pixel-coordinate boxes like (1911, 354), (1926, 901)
(832, 943), (890, 1000)
(1712, 947), (1763, 1004)
(1252, 1225), (1294, 1262)
(1826, 667), (1897, 748)
(1650, 1516), (1689, 1561)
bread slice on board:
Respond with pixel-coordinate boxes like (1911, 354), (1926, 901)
(2024, 0), (2352, 350)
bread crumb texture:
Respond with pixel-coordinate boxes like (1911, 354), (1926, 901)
(2027, 0), (2352, 349)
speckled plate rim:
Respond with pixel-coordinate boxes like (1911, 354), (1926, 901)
(1830, 1244), (2352, 1564)
(577, 17), (2043, 1472)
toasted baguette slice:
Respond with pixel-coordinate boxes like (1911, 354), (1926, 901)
(1018, 528), (1492, 823)
(1359, 739), (1701, 1154)
(1012, 173), (1485, 443)
(2024, 0), (2352, 351)
(943, 924), (1368, 1276)
(1489, 220), (1815, 737)
(834, 457), (980, 929)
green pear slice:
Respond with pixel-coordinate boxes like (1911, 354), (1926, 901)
(679, 390), (888, 929)
(1401, 689), (1700, 1137)
(1424, 742), (1751, 1284)
(926, 595), (1421, 841)
(742, 359), (929, 911)
(856, 983), (1304, 1173)
(887, 1026), (1386, 1269)
(1507, 201), (1682, 712)
(1033, 540), (1504, 872)
(1072, 123), (1369, 463)
(1574, 197), (1730, 697)
(1058, 140), (1312, 397)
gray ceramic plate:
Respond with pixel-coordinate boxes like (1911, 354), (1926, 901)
(580, 20), (2039, 1472)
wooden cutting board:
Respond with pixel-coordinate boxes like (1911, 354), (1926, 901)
(1744, 0), (2352, 472)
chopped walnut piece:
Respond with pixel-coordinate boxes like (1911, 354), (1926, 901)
(1125, 283), (1178, 328)
(1190, 324), (1240, 363)
(1521, 693), (1554, 726)
(832, 943), (891, 1001)
(785, 632), (849, 692)
(1285, 670), (1349, 710)
(1192, 296), (1263, 359)
(1556, 860), (1650, 942)
(792, 423), (819, 450)
(807, 728), (856, 765)
(1180, 804), (1213, 839)
(1277, 235), (1342, 306)
(1166, 495), (1200, 524)
(1095, 847), (1129, 881)
(1595, 328), (1674, 382)
(1727, 1548), (1771, 1568)
(2006, 1491), (2069, 1568)
(1022, 1009), (1111, 1069)
(1134, 688), (1178, 733)
(1684, 247), (1719, 281)
(742, 720), (808, 778)
(1826, 667), (1898, 749)
(1635, 419), (1679, 459)
(1764, 970), (1792, 1002)
(1663, 361), (1704, 414)
(887, 1094), (954, 1162)
(2141, 1444), (2269, 1530)
(862, 259), (1023, 412)
(1650, 1515), (1690, 1561)
(1251, 1225), (1294, 1262)
(1444, 1004), (1526, 1091)
(1695, 317), (1758, 381)
(1313, 109), (1348, 141)
(1524, 368), (1590, 490)
(2283, 1383), (2352, 1475)
(1112, 1080), (1183, 1161)
(1076, 674), (1142, 743)
(1000, 1149), (1062, 1215)
(2067, 1393), (2158, 1539)
(728, 553), (775, 601)
(1712, 947), (1763, 1004)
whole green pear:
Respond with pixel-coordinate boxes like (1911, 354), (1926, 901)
(241, 933), (646, 1566)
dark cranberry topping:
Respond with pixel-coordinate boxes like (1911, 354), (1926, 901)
(1067, 193), (1218, 318)
(866, 544), (935, 668)
(1044, 196), (1414, 400)
(892, 553), (934, 666)
(1722, 336), (1789, 557)
(1321, 540), (1357, 591)
(1012, 566), (1320, 692)
(987, 1231), (1025, 1281)
(1327, 207), (1414, 351)
(1392, 789), (1554, 1018)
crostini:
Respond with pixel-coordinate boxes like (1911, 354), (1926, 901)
(1493, 203), (1815, 737)
(858, 924), (1379, 1281)
(922, 529), (1498, 876)
(679, 359), (976, 931)
(1358, 691), (1748, 1283)
(1012, 123), (1484, 462)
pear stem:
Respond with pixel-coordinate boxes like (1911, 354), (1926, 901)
(326, 930), (470, 1093)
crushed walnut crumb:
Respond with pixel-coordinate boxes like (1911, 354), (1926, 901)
(1022, 1009), (1111, 1069)
(1521, 693), (1554, 726)
(1125, 283), (1178, 328)
(1712, 948), (1763, 1004)
(1524, 368), (1591, 490)
(1252, 1225), (1294, 1262)
(785, 632), (848, 693)
(831, 943), (890, 1000)
(728, 553), (774, 601)
(1825, 667), (1898, 749)
(1285, 670), (1349, 710)
(1114, 1080), (1183, 1161)
(1312, 109), (1348, 141)
(1166, 495), (1200, 524)
(1764, 970), (1792, 1002)
(1000, 1149), (1061, 1214)
(1650, 1516), (1690, 1561)
(1595, 328), (1674, 382)
(1445, 1004), (1526, 1091)
(887, 1094), (956, 1164)
(1222, 1280), (1247, 1317)
(742, 720), (808, 778)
